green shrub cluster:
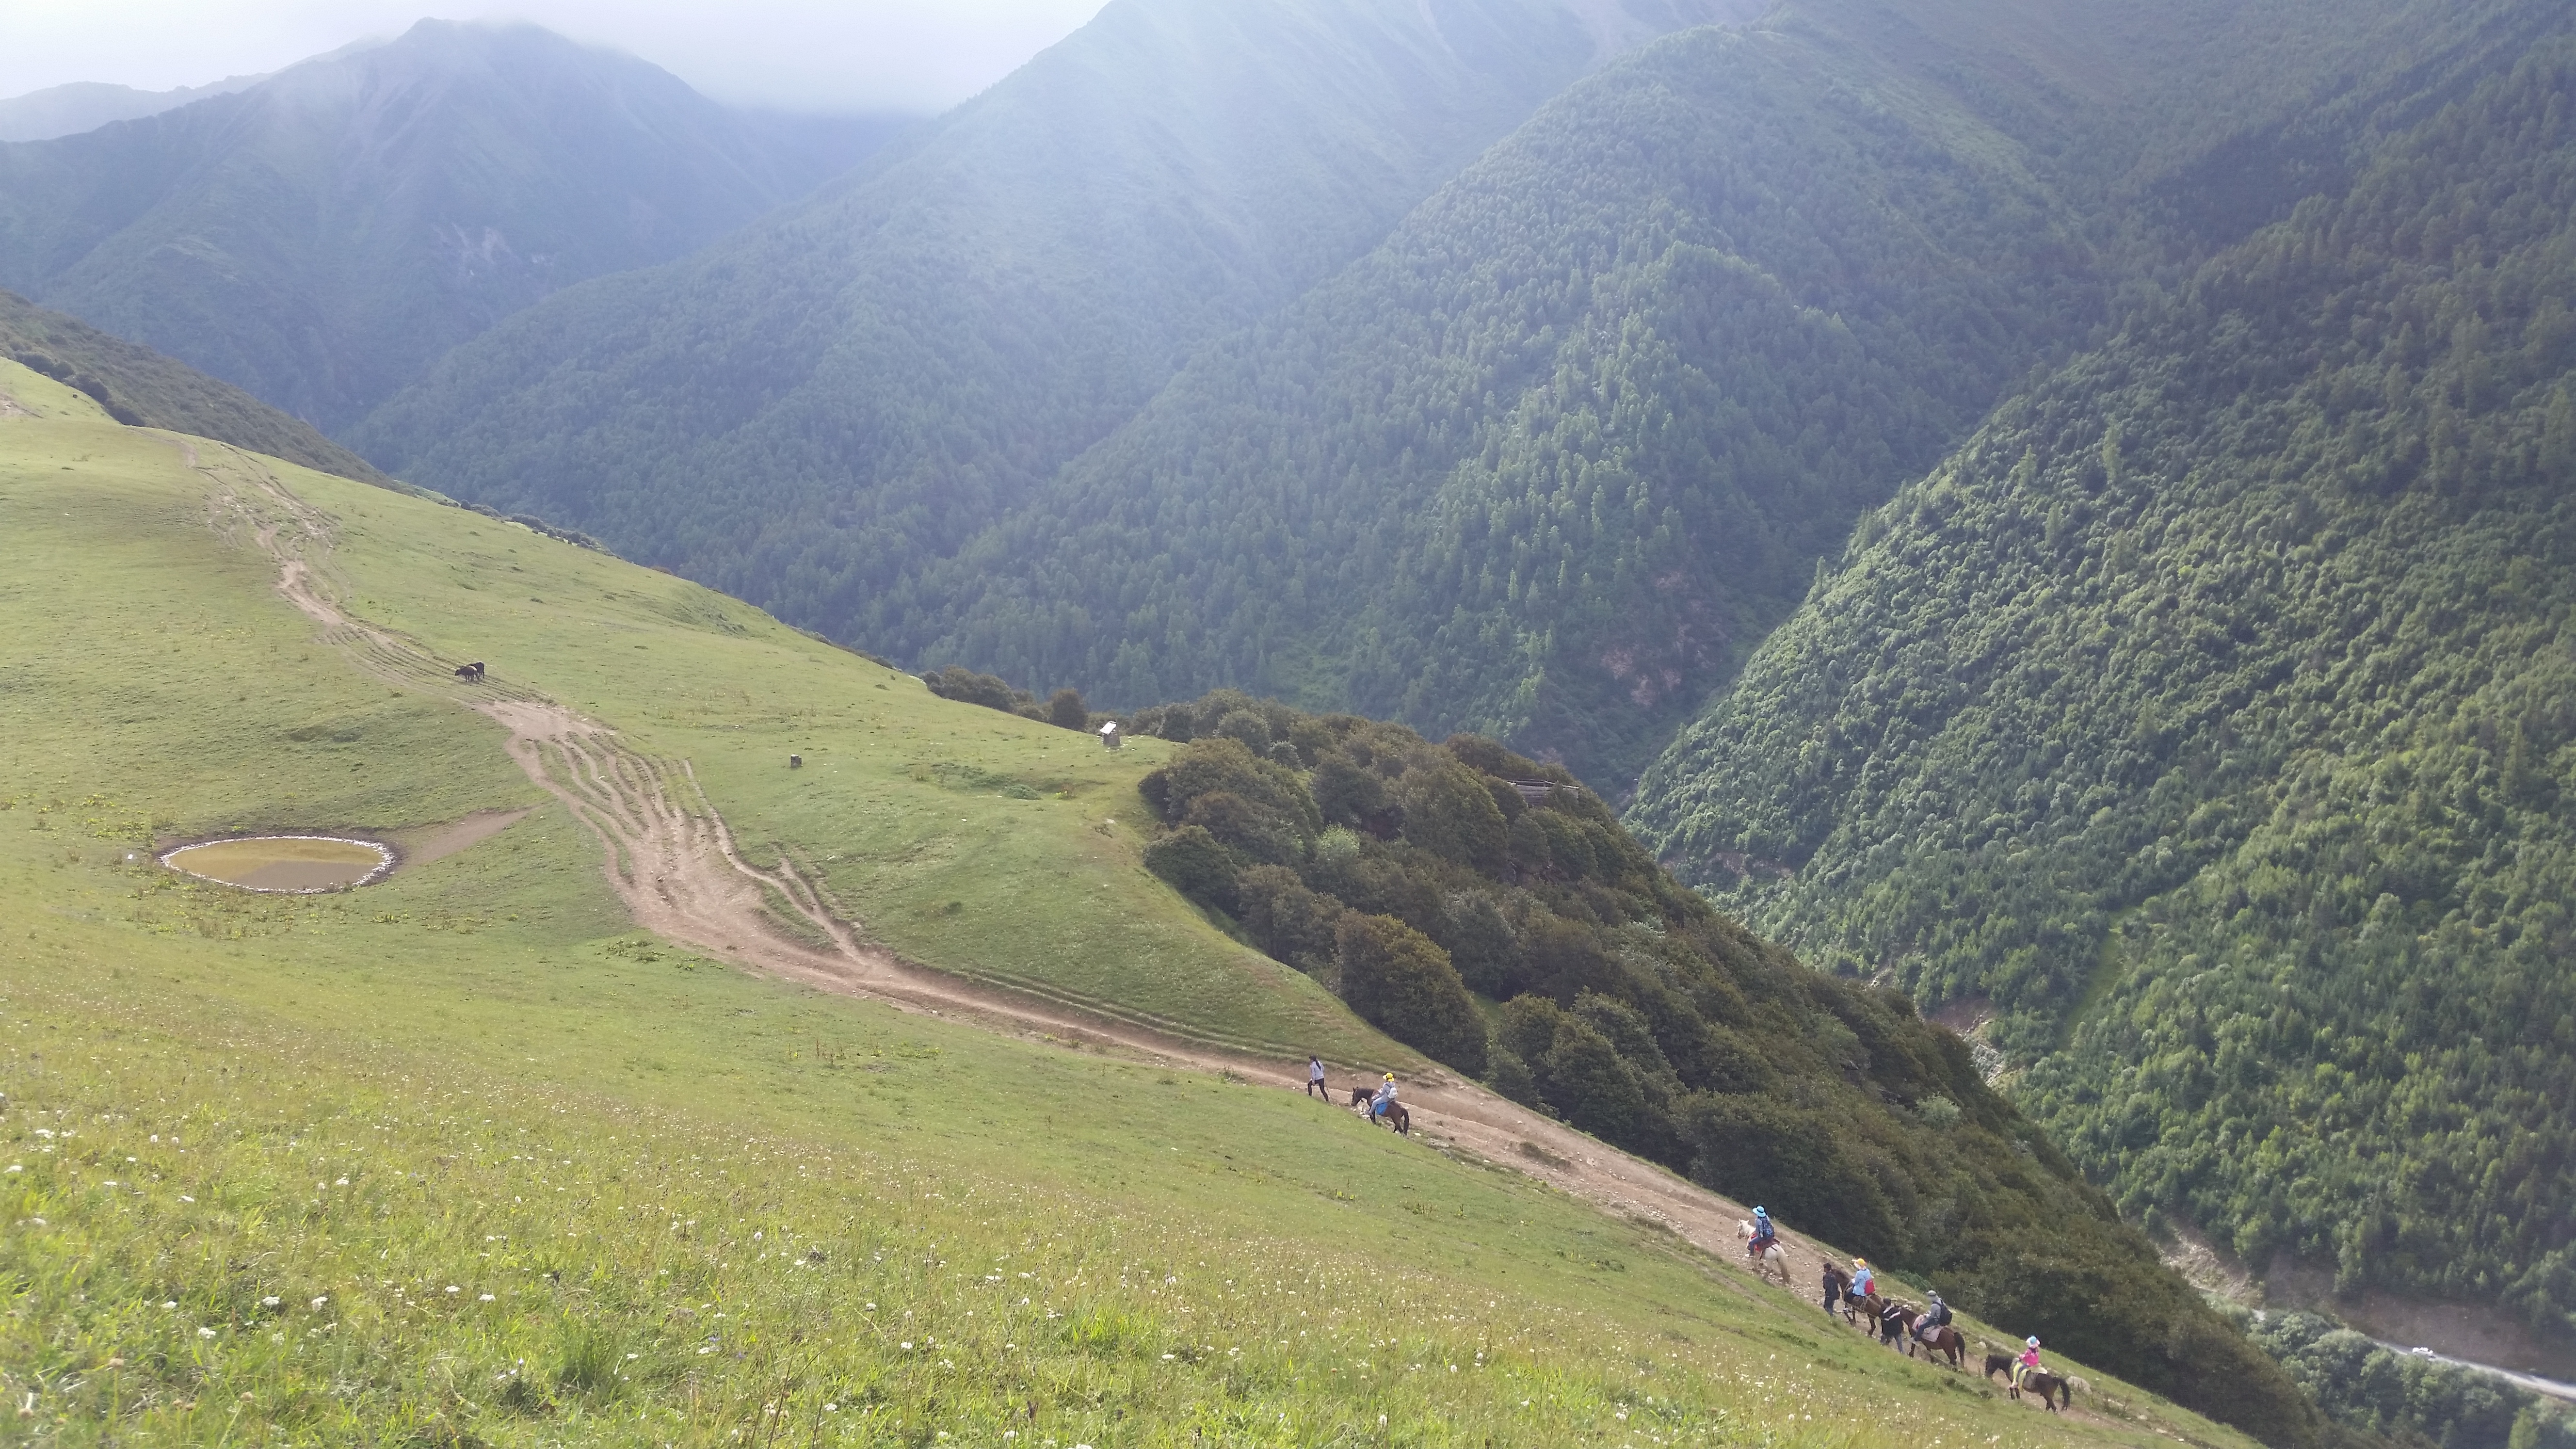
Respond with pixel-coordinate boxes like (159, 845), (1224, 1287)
(1633, 39), (2576, 1331)
(920, 666), (1090, 733)
(1123, 689), (2322, 1446)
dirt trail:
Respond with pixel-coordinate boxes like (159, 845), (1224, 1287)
(197, 448), (2060, 1379)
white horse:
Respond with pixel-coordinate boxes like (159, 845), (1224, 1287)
(1737, 1220), (1790, 1285)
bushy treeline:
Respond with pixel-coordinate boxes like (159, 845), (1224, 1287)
(2233, 1308), (2576, 1449)
(1633, 38), (2576, 1331)
(921, 666), (1090, 733)
(0, 289), (386, 483)
(1124, 686), (2325, 1447)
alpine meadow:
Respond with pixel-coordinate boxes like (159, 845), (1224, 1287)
(8, 0), (2576, 1445)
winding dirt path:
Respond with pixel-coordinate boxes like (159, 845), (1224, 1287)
(194, 446), (2033, 1368)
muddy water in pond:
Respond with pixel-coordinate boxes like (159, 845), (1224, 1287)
(163, 836), (392, 891)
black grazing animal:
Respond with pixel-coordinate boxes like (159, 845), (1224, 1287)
(453, 661), (486, 682)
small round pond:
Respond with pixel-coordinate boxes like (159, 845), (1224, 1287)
(161, 836), (394, 892)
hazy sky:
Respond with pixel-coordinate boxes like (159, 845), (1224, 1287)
(0, 0), (1110, 113)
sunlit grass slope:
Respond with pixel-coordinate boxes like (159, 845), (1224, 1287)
(0, 395), (2252, 1445)
(1, 353), (1371, 1062)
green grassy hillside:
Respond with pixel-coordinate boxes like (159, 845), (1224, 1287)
(0, 377), (2261, 1444)
(0, 21), (895, 431)
(1630, 33), (2576, 1350)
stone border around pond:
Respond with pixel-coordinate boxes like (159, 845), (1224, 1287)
(157, 834), (400, 893)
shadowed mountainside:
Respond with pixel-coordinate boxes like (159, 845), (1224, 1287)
(0, 289), (384, 482)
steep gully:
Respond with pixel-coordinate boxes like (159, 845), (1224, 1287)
(197, 442), (2141, 1409)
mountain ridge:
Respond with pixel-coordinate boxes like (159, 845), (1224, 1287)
(0, 20), (904, 429)
(348, 0), (1746, 652)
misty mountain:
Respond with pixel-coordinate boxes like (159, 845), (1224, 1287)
(0, 20), (906, 429)
(0, 74), (269, 144)
(350, 0), (1754, 624)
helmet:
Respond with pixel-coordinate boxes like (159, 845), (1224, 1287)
(2026, 1336), (2040, 1349)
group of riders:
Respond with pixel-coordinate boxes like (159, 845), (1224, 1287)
(1298, 1068), (2056, 1403)
(1745, 1208), (2056, 1401)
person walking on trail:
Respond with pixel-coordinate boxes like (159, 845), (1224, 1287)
(1371, 1072), (1398, 1120)
(1306, 1055), (1329, 1098)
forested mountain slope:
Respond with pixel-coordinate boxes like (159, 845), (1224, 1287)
(1091, 687), (2325, 1444)
(0, 289), (382, 482)
(903, 0), (2540, 789)
(350, 0), (1743, 657)
(1631, 33), (2576, 1335)
(0, 21), (897, 429)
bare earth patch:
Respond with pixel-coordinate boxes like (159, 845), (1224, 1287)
(388, 807), (533, 867)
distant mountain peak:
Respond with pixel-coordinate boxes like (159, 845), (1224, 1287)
(0, 73), (268, 143)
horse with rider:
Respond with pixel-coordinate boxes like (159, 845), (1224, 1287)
(1814, 1253), (2070, 1408)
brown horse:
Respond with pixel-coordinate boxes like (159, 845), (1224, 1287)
(1909, 1322), (1966, 1368)
(1983, 1350), (2016, 1383)
(1349, 1087), (1410, 1134)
